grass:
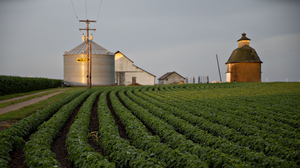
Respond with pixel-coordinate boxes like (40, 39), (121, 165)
(0, 87), (86, 121)
(0, 90), (66, 108)
(0, 87), (63, 101)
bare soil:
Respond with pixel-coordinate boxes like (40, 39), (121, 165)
(51, 101), (84, 168)
(0, 120), (19, 131)
(106, 93), (130, 140)
(8, 136), (29, 168)
(88, 96), (106, 156)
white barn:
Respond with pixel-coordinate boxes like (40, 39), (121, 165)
(158, 71), (185, 85)
(115, 51), (155, 86)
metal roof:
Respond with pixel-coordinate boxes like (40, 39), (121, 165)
(115, 51), (156, 77)
(226, 45), (262, 64)
(64, 40), (113, 55)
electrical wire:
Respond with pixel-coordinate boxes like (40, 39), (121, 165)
(71, 0), (79, 20)
(92, 0), (103, 35)
(96, 0), (103, 22)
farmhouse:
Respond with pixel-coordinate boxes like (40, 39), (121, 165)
(115, 51), (156, 86)
(225, 33), (263, 82)
(158, 71), (185, 85)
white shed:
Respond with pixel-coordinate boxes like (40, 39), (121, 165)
(115, 51), (155, 86)
(158, 71), (185, 85)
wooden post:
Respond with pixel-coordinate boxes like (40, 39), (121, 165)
(79, 19), (96, 89)
(216, 54), (222, 83)
(89, 42), (92, 89)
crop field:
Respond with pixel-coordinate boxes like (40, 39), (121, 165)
(0, 82), (299, 168)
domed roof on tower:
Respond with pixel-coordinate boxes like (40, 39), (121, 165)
(226, 33), (262, 64)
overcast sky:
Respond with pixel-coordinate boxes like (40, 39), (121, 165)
(0, 0), (299, 83)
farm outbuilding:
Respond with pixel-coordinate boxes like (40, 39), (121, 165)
(226, 33), (263, 82)
(115, 51), (156, 86)
(63, 40), (115, 86)
(158, 71), (185, 85)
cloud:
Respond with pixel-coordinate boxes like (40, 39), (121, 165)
(255, 33), (300, 81)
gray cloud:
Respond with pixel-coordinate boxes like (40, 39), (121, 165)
(0, 0), (299, 82)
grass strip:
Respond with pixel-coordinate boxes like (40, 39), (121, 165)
(0, 88), (64, 101)
(0, 90), (63, 108)
(0, 88), (85, 121)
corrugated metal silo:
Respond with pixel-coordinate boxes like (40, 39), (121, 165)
(63, 41), (115, 86)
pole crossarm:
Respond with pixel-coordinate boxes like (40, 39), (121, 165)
(79, 19), (96, 23)
(79, 28), (96, 31)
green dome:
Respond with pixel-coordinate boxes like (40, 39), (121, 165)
(226, 45), (262, 64)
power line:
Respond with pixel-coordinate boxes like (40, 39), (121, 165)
(96, 0), (103, 22)
(70, 0), (78, 20)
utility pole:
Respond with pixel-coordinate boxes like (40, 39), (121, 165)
(89, 42), (92, 89)
(79, 19), (96, 89)
(216, 54), (222, 83)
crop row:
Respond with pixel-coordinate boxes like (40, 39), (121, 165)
(170, 87), (300, 137)
(121, 88), (251, 167)
(111, 89), (208, 167)
(138, 88), (300, 165)
(159, 84), (300, 128)
(97, 89), (164, 168)
(1, 82), (298, 167)
(66, 90), (115, 167)
(0, 90), (84, 167)
(130, 88), (296, 167)
(23, 90), (93, 167)
(149, 86), (300, 151)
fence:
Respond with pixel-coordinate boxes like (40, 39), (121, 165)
(185, 76), (209, 84)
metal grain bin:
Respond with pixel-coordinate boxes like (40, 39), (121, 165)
(63, 41), (115, 86)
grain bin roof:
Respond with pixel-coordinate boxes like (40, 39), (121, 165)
(226, 45), (262, 64)
(64, 41), (113, 55)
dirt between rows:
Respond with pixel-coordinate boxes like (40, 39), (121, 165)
(88, 96), (106, 156)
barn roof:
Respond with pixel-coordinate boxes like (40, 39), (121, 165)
(226, 45), (262, 64)
(134, 65), (156, 77)
(64, 41), (113, 55)
(115, 51), (134, 63)
(115, 51), (156, 77)
(158, 71), (185, 80)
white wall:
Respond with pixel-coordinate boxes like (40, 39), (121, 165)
(161, 73), (185, 84)
(115, 52), (155, 85)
